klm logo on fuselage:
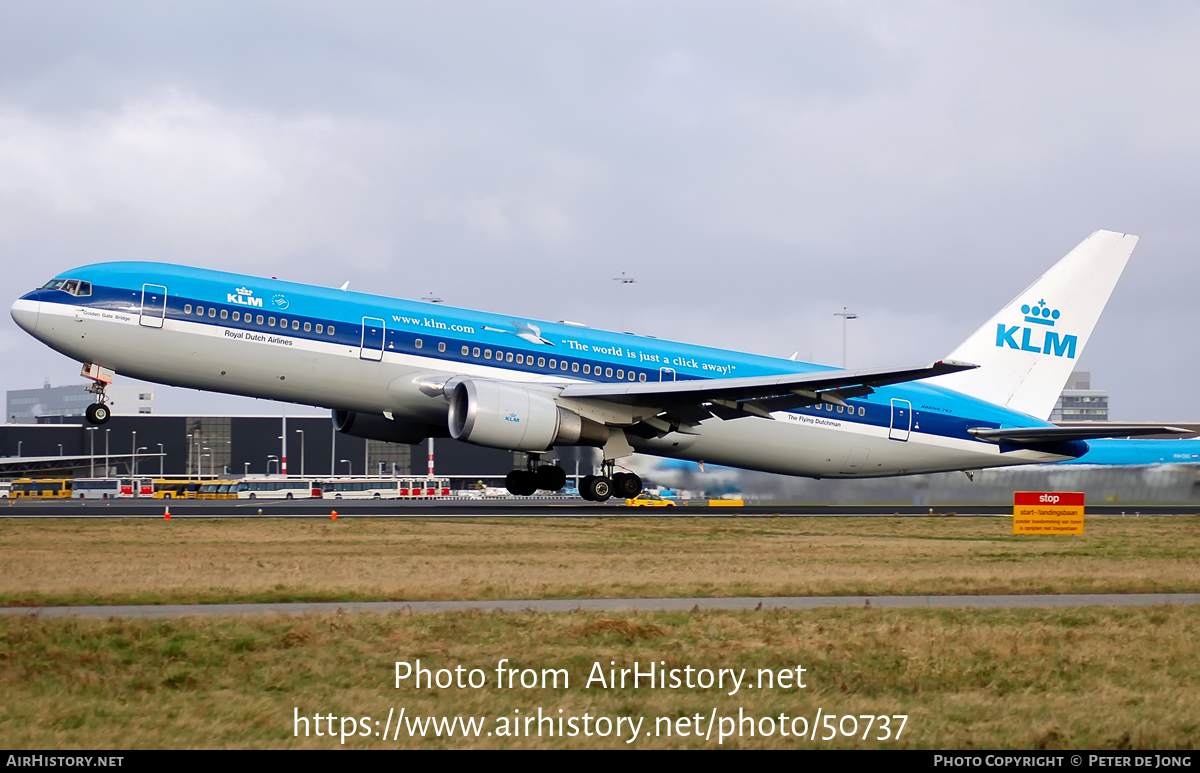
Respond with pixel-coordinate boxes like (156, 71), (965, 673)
(996, 300), (1076, 358)
(227, 287), (263, 308)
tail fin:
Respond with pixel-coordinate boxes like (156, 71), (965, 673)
(928, 230), (1137, 420)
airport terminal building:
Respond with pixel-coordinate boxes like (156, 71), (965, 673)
(0, 412), (598, 480)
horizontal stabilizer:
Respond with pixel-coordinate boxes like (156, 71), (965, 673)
(968, 425), (1191, 444)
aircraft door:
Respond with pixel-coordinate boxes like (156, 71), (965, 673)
(659, 367), (676, 382)
(139, 284), (167, 328)
(360, 317), (385, 361)
(889, 398), (912, 441)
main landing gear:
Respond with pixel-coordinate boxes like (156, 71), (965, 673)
(578, 463), (642, 503)
(505, 456), (568, 497)
(504, 456), (643, 502)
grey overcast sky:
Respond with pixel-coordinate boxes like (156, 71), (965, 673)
(2, 2), (1198, 419)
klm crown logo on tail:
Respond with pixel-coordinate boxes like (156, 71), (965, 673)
(996, 299), (1077, 358)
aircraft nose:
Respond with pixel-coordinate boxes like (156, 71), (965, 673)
(10, 294), (41, 335)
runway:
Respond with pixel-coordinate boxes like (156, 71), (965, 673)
(4, 593), (1198, 618)
(4, 499), (1199, 517)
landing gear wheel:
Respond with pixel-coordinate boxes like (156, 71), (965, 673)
(578, 475), (596, 501)
(505, 469), (538, 497)
(85, 403), (110, 425)
(535, 465), (567, 492)
(611, 472), (643, 498)
(582, 475), (613, 502)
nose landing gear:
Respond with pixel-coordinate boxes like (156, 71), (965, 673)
(84, 402), (111, 425)
(81, 363), (115, 425)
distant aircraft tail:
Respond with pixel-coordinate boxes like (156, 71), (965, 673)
(928, 230), (1138, 420)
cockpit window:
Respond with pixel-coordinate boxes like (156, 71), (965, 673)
(40, 278), (92, 296)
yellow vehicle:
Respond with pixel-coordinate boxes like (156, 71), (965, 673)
(153, 480), (199, 499)
(197, 480), (235, 500)
(9, 478), (73, 498)
(625, 492), (677, 507)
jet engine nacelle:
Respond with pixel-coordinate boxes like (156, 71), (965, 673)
(332, 409), (449, 445)
(447, 379), (608, 452)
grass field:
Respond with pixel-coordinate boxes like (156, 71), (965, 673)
(1, 606), (1196, 749)
(0, 516), (1198, 607)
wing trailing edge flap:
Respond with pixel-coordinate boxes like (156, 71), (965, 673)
(559, 360), (978, 435)
(968, 425), (1191, 445)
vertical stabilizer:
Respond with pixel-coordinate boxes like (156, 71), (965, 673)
(928, 230), (1137, 420)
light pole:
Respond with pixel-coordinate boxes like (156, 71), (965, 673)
(86, 428), (95, 477)
(243, 461), (250, 477)
(295, 430), (305, 477)
(834, 308), (858, 368)
(267, 455), (278, 475)
(57, 443), (63, 457)
(157, 444), (164, 476)
(131, 430), (137, 475)
(330, 424), (336, 476)
(612, 272), (637, 332)
(135, 447), (146, 475)
(340, 459), (352, 475)
(104, 429), (110, 477)
(16, 440), (21, 458)
(202, 452), (211, 479)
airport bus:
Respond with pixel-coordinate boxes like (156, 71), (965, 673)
(322, 477), (451, 499)
(236, 478), (322, 499)
(197, 480), (239, 500)
(9, 478), (73, 498)
(0, 481), (9, 498)
(72, 478), (155, 498)
(153, 480), (200, 499)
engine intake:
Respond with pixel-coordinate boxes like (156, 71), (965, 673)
(447, 379), (608, 452)
(332, 410), (449, 444)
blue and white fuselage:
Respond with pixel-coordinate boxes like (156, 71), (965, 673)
(10, 232), (1174, 482)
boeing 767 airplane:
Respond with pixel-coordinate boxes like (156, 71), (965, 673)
(9, 230), (1183, 500)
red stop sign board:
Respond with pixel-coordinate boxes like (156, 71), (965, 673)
(1013, 492), (1085, 535)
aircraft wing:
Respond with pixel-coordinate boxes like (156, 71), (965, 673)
(557, 360), (977, 423)
(968, 425), (1192, 444)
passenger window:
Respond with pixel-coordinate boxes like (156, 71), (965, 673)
(461, 345), (469, 355)
(256, 314), (264, 324)
(639, 373), (647, 382)
(316, 324), (323, 333)
(304, 322), (311, 332)
(279, 318), (287, 327)
(562, 360), (569, 370)
(616, 369), (624, 379)
(184, 304), (192, 314)
(292, 320), (300, 330)
(858, 407), (865, 416)
(221, 309), (228, 319)
(548, 359), (556, 369)
(538, 357), (546, 367)
(328, 325), (334, 335)
(506, 352), (514, 363)
(438, 342), (446, 353)
(209, 308), (217, 318)
(572, 362), (579, 372)
(629, 371), (636, 381)
(415, 339), (422, 349)
(268, 317), (276, 326)
(583, 364), (590, 374)
(232, 311), (239, 321)
(196, 307), (204, 316)
(484, 349), (492, 359)
(826, 404), (832, 411)
(605, 367), (613, 378)
(516, 354), (524, 364)
(837, 405), (843, 413)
